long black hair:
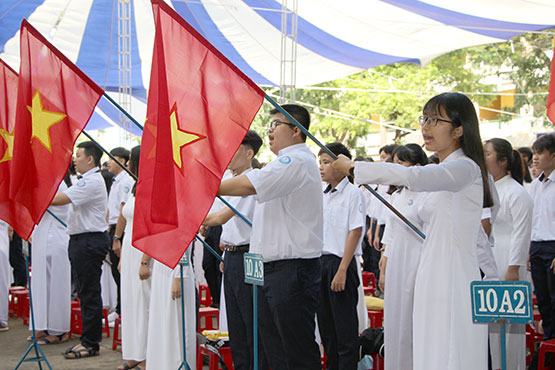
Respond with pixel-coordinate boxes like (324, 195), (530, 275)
(486, 138), (524, 185)
(423, 93), (493, 208)
(130, 145), (140, 195)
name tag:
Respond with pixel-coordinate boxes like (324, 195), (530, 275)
(244, 253), (264, 286)
(180, 251), (190, 266)
(470, 281), (533, 324)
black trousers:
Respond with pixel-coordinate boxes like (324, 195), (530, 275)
(259, 258), (321, 370)
(68, 232), (110, 350)
(530, 241), (555, 339)
(108, 225), (121, 315)
(202, 226), (223, 306)
(224, 251), (268, 370)
(9, 233), (27, 287)
(361, 216), (372, 273)
(317, 255), (360, 370)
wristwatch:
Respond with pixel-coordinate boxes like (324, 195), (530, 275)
(113, 235), (122, 242)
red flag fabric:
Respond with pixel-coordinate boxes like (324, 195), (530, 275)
(133, 0), (264, 268)
(0, 59), (34, 233)
(547, 41), (555, 125)
(8, 20), (104, 239)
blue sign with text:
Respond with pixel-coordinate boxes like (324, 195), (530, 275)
(470, 281), (533, 324)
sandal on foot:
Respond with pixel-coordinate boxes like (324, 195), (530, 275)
(117, 361), (140, 370)
(27, 331), (47, 341)
(63, 344), (99, 359)
(38, 333), (70, 345)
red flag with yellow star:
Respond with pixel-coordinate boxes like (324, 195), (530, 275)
(9, 20), (103, 239)
(132, 0), (264, 268)
(0, 59), (34, 232)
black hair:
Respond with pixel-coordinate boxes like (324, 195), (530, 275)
(423, 92), (493, 208)
(269, 104), (310, 141)
(319, 142), (352, 159)
(517, 147), (533, 166)
(428, 154), (440, 164)
(110, 147), (130, 163)
(486, 138), (524, 185)
(532, 133), (555, 155)
(379, 144), (399, 162)
(242, 130), (263, 156)
(394, 143), (429, 167)
(77, 141), (103, 167)
(521, 156), (532, 183)
(129, 145), (140, 195)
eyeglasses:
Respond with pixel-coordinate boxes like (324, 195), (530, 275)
(418, 115), (454, 127)
(268, 119), (295, 131)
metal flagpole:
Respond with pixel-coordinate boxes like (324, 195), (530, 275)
(13, 256), (53, 370)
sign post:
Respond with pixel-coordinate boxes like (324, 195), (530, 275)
(244, 253), (264, 370)
(470, 281), (533, 370)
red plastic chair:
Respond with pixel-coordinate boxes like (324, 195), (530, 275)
(198, 307), (219, 332)
(199, 285), (213, 307)
(12, 289), (29, 325)
(198, 345), (233, 370)
(112, 316), (122, 351)
(367, 309), (383, 328)
(70, 306), (110, 337)
(362, 272), (376, 296)
(538, 338), (555, 370)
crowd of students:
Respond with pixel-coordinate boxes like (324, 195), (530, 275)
(0, 92), (554, 370)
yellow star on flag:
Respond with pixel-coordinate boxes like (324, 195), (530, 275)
(27, 91), (66, 152)
(170, 107), (204, 169)
(0, 128), (14, 163)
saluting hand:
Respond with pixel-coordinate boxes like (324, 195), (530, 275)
(331, 154), (354, 176)
(331, 269), (347, 292)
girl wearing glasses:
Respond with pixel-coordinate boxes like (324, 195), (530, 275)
(333, 92), (493, 370)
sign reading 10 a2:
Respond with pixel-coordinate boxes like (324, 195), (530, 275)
(470, 281), (533, 324)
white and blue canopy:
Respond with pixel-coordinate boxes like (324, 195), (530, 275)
(1, 0), (554, 133)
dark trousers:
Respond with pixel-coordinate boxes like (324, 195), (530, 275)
(9, 233), (27, 287)
(108, 225), (121, 315)
(317, 255), (360, 370)
(259, 258), (321, 370)
(361, 217), (372, 273)
(202, 226), (223, 306)
(224, 251), (268, 370)
(530, 241), (555, 339)
(68, 232), (110, 350)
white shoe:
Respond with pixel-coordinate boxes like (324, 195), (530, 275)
(0, 322), (9, 332)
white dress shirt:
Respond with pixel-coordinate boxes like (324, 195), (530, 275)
(64, 167), (108, 235)
(322, 177), (365, 257)
(220, 168), (256, 246)
(246, 143), (323, 262)
(107, 170), (134, 225)
(529, 171), (555, 241)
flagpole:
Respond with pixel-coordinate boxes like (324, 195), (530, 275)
(13, 256), (53, 370)
(102, 92), (144, 132)
(195, 235), (223, 263)
(177, 251), (192, 370)
(263, 94), (426, 240)
(81, 131), (137, 181)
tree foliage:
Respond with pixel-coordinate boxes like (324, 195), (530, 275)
(262, 31), (553, 155)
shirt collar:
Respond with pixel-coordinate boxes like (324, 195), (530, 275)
(81, 167), (100, 177)
(443, 148), (464, 163)
(114, 170), (126, 182)
(538, 171), (555, 183)
(496, 174), (512, 184)
(323, 177), (349, 194)
(278, 143), (308, 156)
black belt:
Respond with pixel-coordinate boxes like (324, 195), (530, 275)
(223, 244), (250, 253)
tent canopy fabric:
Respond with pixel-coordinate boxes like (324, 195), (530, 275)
(1, 0), (554, 132)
